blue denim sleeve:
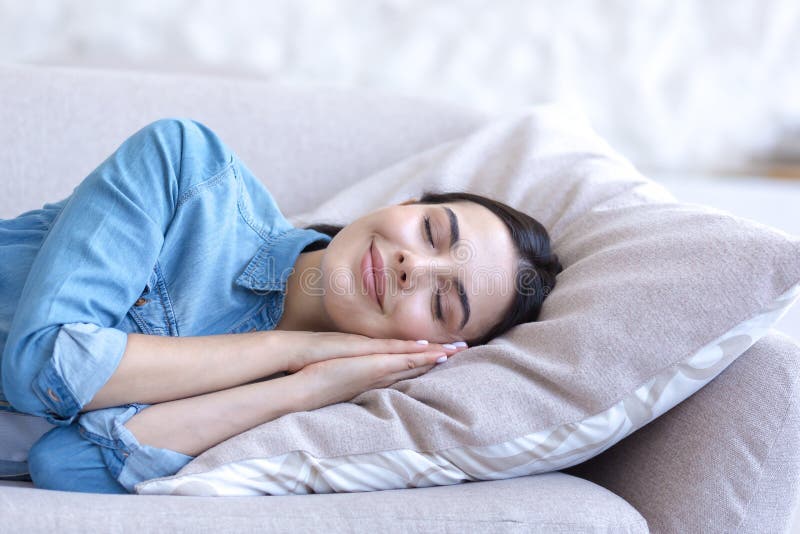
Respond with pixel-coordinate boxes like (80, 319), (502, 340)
(1, 118), (234, 425)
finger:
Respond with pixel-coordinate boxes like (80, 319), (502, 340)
(374, 339), (466, 356)
(389, 363), (438, 384)
(301, 334), (461, 368)
(312, 334), (418, 359)
(381, 351), (447, 375)
(373, 339), (438, 354)
(389, 351), (449, 382)
(334, 338), (421, 358)
(423, 341), (462, 354)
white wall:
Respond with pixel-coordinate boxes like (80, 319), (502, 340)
(1, 0), (799, 175)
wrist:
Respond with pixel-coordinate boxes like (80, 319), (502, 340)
(259, 330), (298, 374)
(282, 369), (316, 411)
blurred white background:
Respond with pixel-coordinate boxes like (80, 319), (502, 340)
(1, 2), (799, 527)
(2, 0), (800, 177)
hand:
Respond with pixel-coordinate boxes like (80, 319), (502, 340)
(270, 331), (468, 374)
(295, 348), (456, 409)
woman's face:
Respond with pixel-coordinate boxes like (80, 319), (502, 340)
(318, 199), (518, 344)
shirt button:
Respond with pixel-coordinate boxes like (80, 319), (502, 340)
(134, 297), (148, 306)
(47, 388), (61, 402)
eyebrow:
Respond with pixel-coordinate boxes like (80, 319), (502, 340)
(444, 206), (460, 250)
(442, 206), (470, 331)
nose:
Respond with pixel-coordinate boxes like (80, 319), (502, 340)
(394, 249), (441, 291)
(396, 251), (410, 290)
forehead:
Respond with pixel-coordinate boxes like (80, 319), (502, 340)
(435, 201), (517, 340)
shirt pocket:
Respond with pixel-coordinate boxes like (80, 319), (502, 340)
(124, 263), (177, 336)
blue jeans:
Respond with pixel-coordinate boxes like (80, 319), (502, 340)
(27, 404), (194, 494)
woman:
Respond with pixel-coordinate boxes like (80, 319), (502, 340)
(0, 118), (561, 494)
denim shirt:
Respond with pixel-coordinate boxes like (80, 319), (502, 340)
(0, 118), (331, 479)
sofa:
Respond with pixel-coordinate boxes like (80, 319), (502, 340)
(1, 62), (799, 533)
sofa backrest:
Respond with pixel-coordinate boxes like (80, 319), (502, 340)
(0, 63), (488, 219)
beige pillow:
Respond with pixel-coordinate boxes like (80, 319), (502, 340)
(136, 104), (800, 496)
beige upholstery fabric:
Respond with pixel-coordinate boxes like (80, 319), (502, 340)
(564, 329), (800, 533)
(0, 474), (648, 533)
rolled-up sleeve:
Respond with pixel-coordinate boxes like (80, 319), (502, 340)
(31, 323), (129, 423)
(1, 117), (232, 425)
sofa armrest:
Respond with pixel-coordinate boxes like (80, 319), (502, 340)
(563, 329), (800, 533)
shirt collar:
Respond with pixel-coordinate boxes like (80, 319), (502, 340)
(234, 227), (332, 293)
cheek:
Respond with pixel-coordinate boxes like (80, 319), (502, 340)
(388, 296), (440, 341)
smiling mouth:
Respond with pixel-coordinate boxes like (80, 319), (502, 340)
(370, 240), (385, 309)
(362, 239), (382, 311)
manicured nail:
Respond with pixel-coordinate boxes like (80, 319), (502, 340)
(451, 341), (468, 347)
(416, 340), (429, 345)
(442, 343), (457, 350)
(435, 355), (448, 364)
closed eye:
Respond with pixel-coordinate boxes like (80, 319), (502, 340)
(434, 286), (444, 322)
(425, 215), (446, 325)
(423, 215), (435, 248)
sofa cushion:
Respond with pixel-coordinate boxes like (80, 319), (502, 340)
(136, 104), (800, 496)
(0, 473), (649, 533)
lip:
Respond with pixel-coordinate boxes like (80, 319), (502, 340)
(371, 239), (385, 309)
(361, 238), (382, 310)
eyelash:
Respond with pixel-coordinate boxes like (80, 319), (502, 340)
(434, 288), (444, 321)
(424, 214), (445, 322)
(423, 215), (435, 248)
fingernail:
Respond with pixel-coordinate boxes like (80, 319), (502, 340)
(442, 343), (457, 350)
(451, 341), (468, 347)
(416, 340), (429, 345)
(435, 355), (448, 364)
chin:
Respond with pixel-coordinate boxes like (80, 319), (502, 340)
(319, 290), (355, 334)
